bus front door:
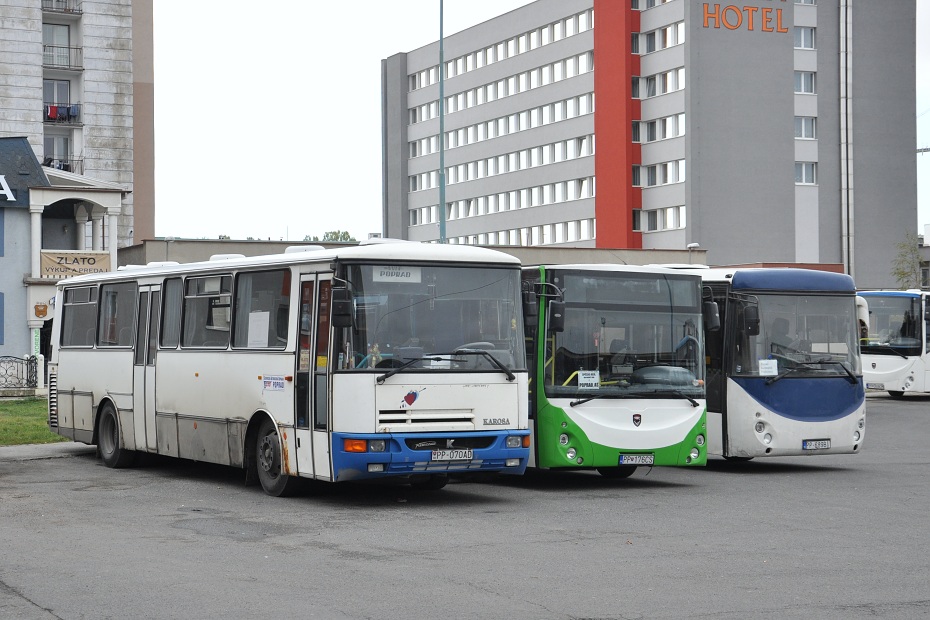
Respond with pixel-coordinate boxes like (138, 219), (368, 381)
(295, 276), (333, 481)
(132, 285), (160, 452)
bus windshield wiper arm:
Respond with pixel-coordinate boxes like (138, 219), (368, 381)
(570, 393), (608, 407)
(376, 357), (443, 384)
(873, 343), (908, 359)
(451, 348), (516, 382)
(650, 389), (700, 407)
(819, 360), (859, 384)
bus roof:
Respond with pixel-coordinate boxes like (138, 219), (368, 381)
(858, 290), (926, 298)
(675, 267), (856, 293)
(57, 242), (521, 287)
(528, 263), (700, 276)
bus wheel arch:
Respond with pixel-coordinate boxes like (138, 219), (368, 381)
(247, 413), (300, 497)
(95, 399), (136, 468)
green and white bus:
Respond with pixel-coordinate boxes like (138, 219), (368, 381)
(521, 264), (715, 477)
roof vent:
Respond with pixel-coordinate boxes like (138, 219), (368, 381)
(209, 254), (245, 261)
(285, 245), (326, 253)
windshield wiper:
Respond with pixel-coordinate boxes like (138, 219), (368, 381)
(451, 348), (516, 382)
(764, 359), (858, 385)
(570, 393), (608, 407)
(867, 343), (908, 359)
(376, 356), (443, 384)
(819, 360), (859, 384)
(649, 389), (700, 407)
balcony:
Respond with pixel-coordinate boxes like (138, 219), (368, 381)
(43, 45), (83, 70)
(44, 102), (81, 124)
(42, 156), (84, 175)
(42, 0), (83, 13)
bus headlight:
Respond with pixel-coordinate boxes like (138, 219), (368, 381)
(754, 422), (765, 433)
(506, 436), (522, 448)
(368, 439), (386, 452)
(763, 433), (773, 445)
(690, 448), (700, 460)
(559, 433), (570, 446)
(566, 448), (577, 460)
(695, 434), (705, 446)
(853, 431), (861, 442)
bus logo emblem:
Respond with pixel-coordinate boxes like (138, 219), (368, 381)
(633, 414), (642, 427)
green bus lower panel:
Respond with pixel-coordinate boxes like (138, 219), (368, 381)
(534, 403), (707, 469)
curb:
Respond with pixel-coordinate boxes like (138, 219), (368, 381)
(0, 442), (96, 462)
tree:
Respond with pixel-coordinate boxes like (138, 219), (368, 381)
(891, 230), (922, 289)
(304, 231), (356, 243)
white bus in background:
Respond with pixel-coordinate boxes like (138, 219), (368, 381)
(676, 267), (866, 460)
(858, 290), (930, 398)
(47, 242), (530, 496)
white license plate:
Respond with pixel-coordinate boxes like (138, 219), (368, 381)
(802, 439), (831, 450)
(431, 449), (473, 461)
(866, 383), (885, 390)
(618, 454), (654, 465)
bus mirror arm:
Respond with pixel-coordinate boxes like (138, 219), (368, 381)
(704, 301), (721, 332)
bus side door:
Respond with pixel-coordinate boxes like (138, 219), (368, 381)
(294, 276), (333, 480)
(132, 285), (160, 452)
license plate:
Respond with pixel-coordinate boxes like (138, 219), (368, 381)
(866, 383), (885, 390)
(802, 439), (831, 450)
(618, 454), (654, 465)
(431, 449), (473, 461)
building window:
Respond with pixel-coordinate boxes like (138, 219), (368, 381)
(795, 116), (817, 139)
(794, 27), (816, 49)
(794, 71), (816, 94)
(796, 0), (816, 4)
(795, 162), (817, 184)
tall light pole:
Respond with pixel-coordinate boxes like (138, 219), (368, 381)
(438, 0), (447, 243)
(687, 242), (700, 264)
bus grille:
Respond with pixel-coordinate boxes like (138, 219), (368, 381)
(377, 409), (474, 432)
(47, 371), (58, 428)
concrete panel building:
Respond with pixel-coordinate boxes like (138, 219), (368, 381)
(0, 0), (151, 360)
(382, 0), (917, 288)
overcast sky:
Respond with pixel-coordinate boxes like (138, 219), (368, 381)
(153, 1), (930, 242)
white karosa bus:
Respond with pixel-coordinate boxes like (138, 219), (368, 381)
(859, 290), (930, 398)
(47, 242), (530, 495)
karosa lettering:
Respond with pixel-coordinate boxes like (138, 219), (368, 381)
(703, 3), (789, 33)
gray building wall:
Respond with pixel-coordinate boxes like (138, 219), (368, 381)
(0, 209), (34, 354)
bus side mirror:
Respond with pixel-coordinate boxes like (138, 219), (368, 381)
(331, 287), (354, 328)
(522, 290), (538, 328)
(548, 300), (565, 333)
(744, 305), (760, 336)
(704, 301), (721, 332)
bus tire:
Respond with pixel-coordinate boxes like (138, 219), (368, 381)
(597, 466), (637, 479)
(97, 402), (135, 469)
(411, 474), (449, 490)
(255, 418), (299, 497)
(888, 390), (905, 400)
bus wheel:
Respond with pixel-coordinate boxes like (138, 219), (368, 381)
(597, 466), (636, 479)
(411, 474), (449, 490)
(723, 455), (754, 462)
(255, 419), (299, 497)
(97, 402), (135, 468)
(888, 391), (905, 400)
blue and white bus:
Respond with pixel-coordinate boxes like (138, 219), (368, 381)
(680, 268), (865, 459)
(859, 290), (930, 398)
(47, 242), (530, 495)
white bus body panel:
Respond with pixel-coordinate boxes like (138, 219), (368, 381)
(862, 356), (927, 394)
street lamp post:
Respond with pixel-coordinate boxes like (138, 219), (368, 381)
(687, 242), (700, 264)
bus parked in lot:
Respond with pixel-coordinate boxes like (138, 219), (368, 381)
(678, 268), (865, 459)
(47, 242), (530, 495)
(521, 264), (714, 477)
(858, 290), (930, 398)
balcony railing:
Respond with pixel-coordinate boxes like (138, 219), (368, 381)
(42, 0), (82, 13)
(44, 102), (81, 123)
(43, 45), (83, 70)
(42, 157), (84, 175)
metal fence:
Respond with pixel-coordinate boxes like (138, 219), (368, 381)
(0, 356), (39, 389)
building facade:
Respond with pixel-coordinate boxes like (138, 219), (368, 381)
(0, 0), (152, 359)
(382, 0), (917, 288)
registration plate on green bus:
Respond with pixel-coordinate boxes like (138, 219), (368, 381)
(431, 449), (473, 461)
(618, 454), (654, 465)
(802, 439), (831, 450)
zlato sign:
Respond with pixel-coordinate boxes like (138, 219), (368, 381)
(703, 2), (789, 33)
(40, 251), (111, 278)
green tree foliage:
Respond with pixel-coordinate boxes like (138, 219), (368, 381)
(891, 230), (922, 289)
(303, 231), (356, 242)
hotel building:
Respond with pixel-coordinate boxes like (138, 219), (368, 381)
(382, 0), (917, 288)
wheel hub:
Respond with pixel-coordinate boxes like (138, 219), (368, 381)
(258, 435), (278, 474)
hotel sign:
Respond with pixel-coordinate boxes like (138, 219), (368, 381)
(40, 250), (110, 278)
(703, 1), (789, 33)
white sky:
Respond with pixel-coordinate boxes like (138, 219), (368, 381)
(153, 0), (930, 242)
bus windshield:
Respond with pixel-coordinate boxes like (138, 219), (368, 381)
(544, 271), (705, 400)
(861, 294), (926, 356)
(729, 293), (861, 378)
(340, 263), (525, 371)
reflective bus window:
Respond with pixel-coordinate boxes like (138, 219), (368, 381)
(232, 270), (291, 349)
(182, 275), (232, 348)
(61, 286), (98, 347)
(97, 282), (137, 347)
